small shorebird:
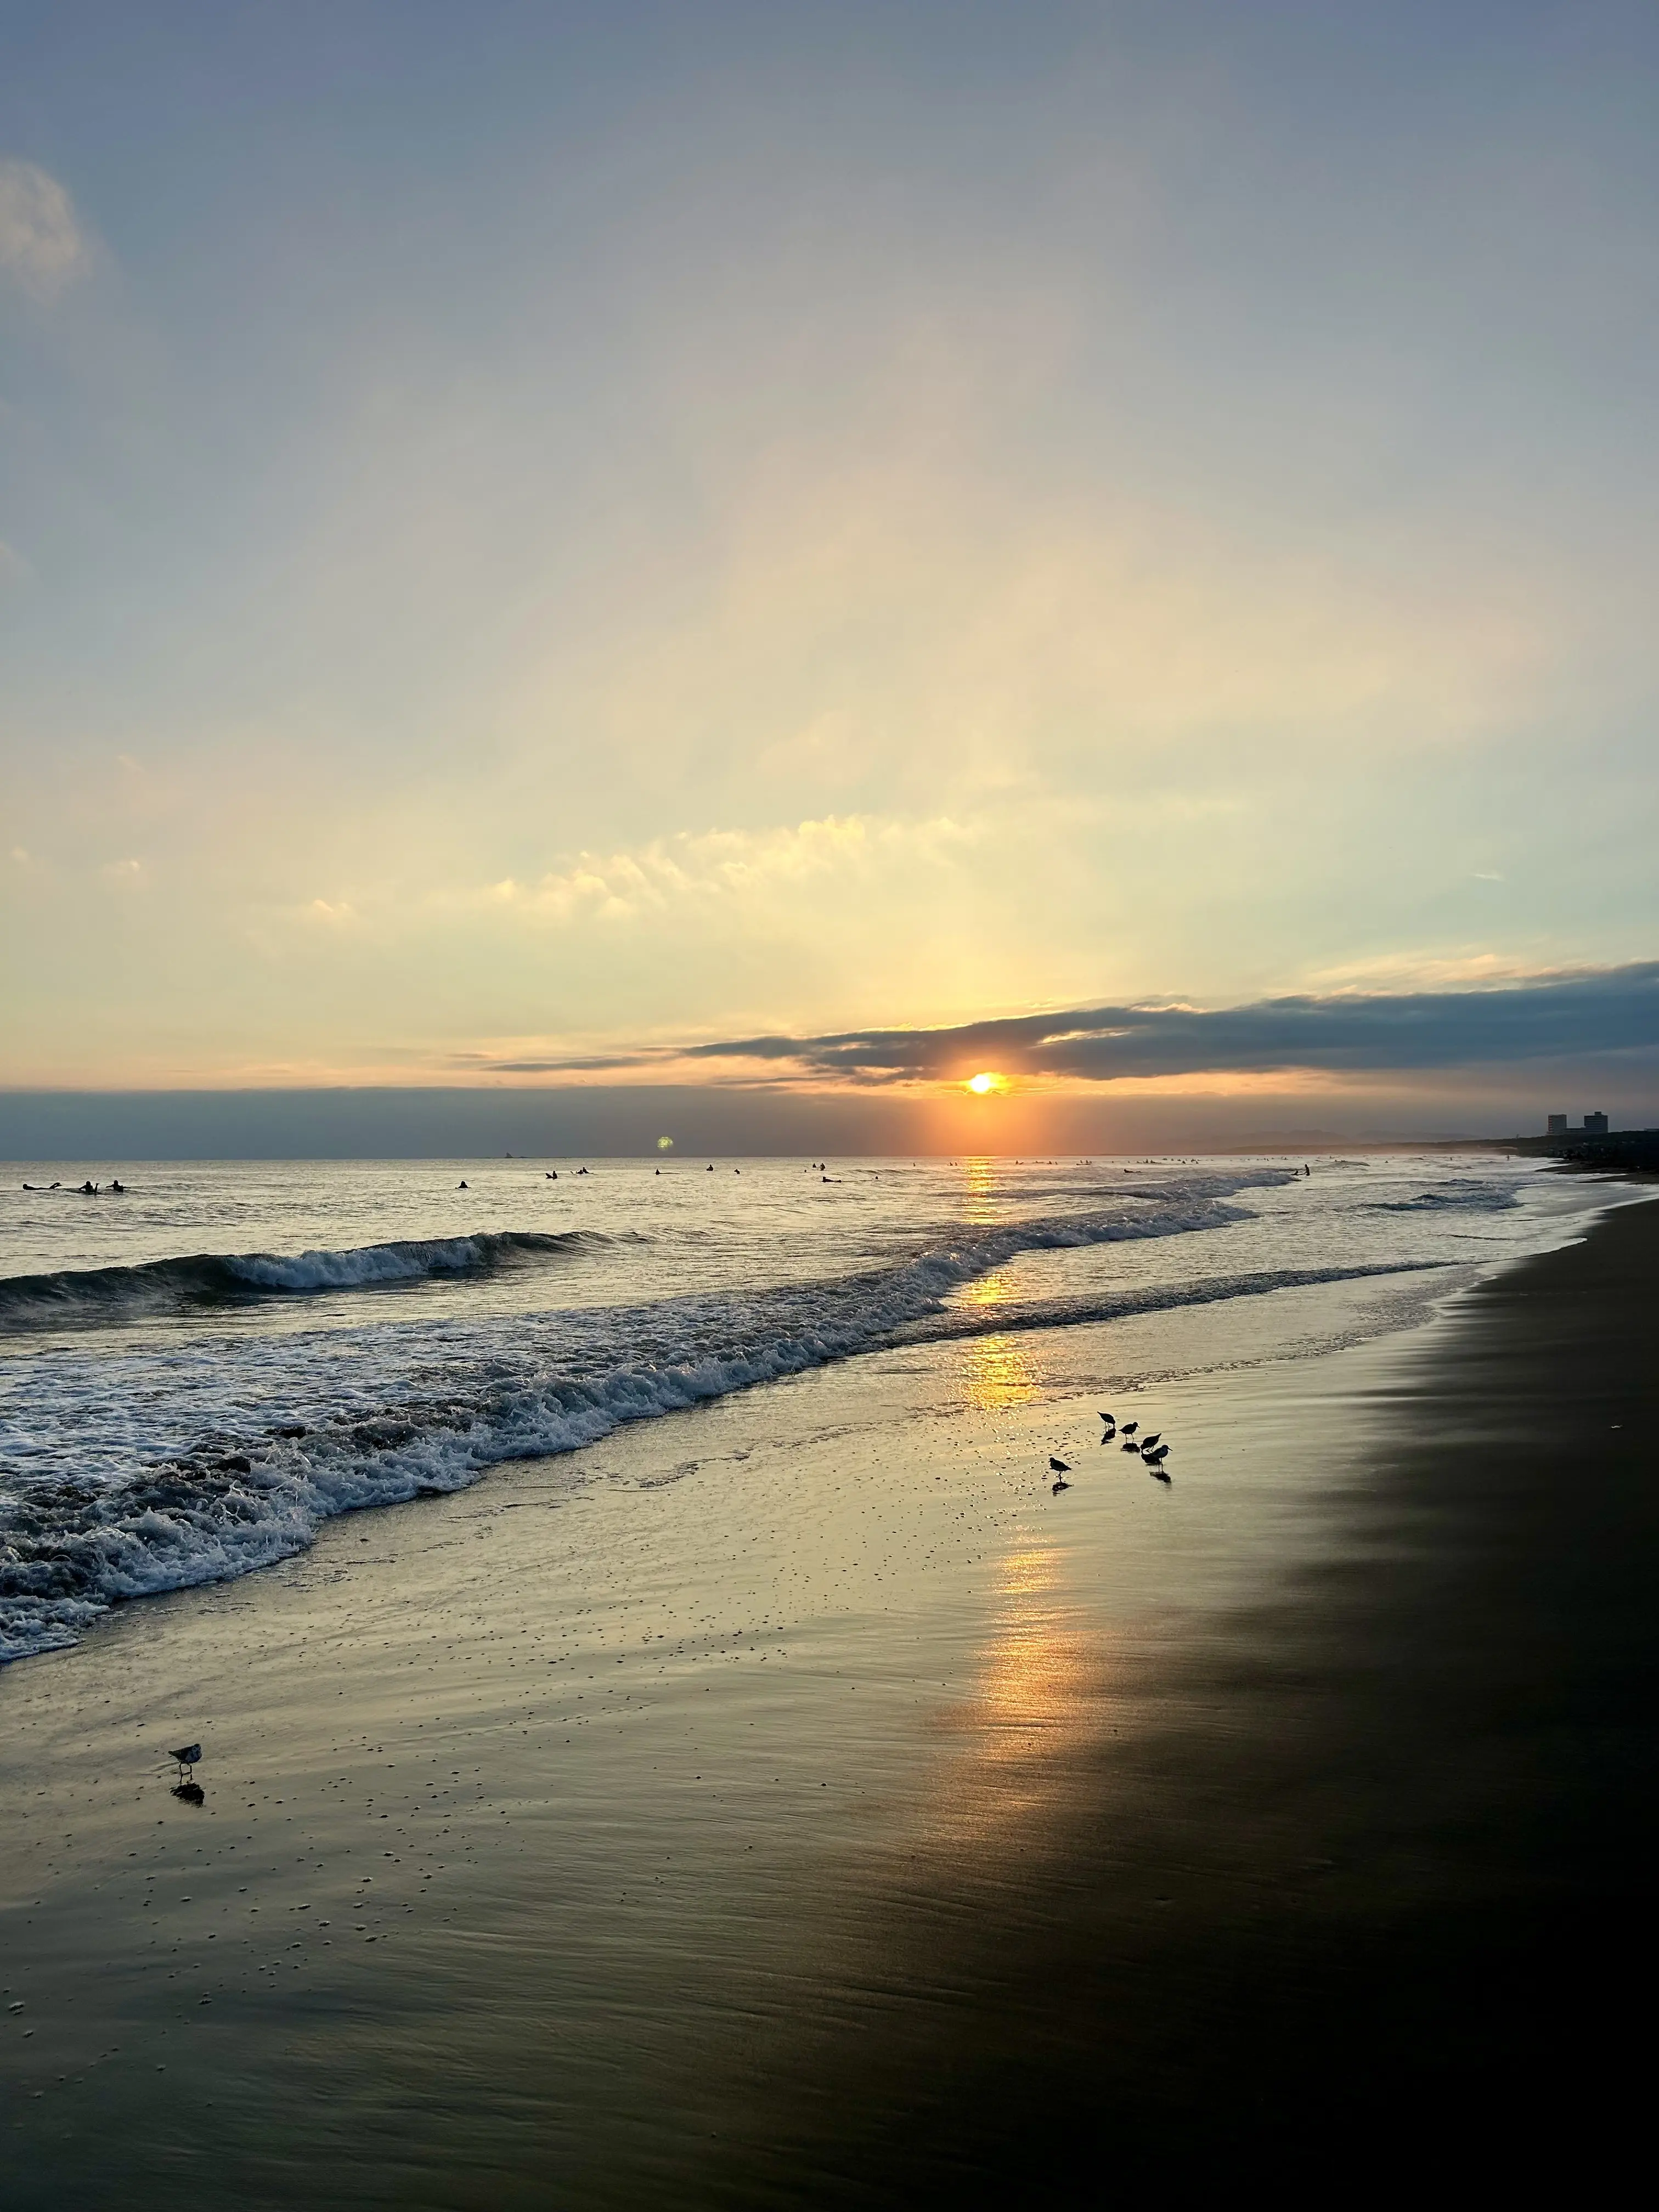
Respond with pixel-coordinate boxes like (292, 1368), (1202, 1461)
(1048, 1457), (1070, 1474)
(168, 1743), (202, 1781)
(1120, 1420), (1139, 1438)
(1139, 1433), (1161, 1451)
(1142, 1443), (1170, 1466)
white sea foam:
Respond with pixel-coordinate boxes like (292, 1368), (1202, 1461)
(0, 1157), (1612, 1663)
(0, 1228), (589, 1328)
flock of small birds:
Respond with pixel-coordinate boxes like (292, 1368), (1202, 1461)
(1048, 1409), (1173, 1496)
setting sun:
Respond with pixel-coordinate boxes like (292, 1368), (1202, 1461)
(965, 1071), (1009, 1096)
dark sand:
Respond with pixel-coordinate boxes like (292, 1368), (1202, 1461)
(721, 1194), (1659, 2203)
(2, 1200), (1654, 2203)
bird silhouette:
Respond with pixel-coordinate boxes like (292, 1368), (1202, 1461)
(1121, 1420), (1139, 1437)
(1139, 1432), (1161, 1450)
(1048, 1456), (1070, 1474)
(168, 1743), (202, 1780)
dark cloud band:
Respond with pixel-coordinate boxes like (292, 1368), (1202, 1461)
(676, 962), (1659, 1084)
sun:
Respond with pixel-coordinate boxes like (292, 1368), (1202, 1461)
(964, 1070), (1009, 1096)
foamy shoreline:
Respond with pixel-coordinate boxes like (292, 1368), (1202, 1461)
(4, 1231), (1613, 2204)
(0, 1156), (1601, 1665)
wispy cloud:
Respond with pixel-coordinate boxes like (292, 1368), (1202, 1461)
(662, 963), (1659, 1085)
(0, 159), (88, 297)
(438, 813), (974, 926)
(448, 1051), (655, 1075)
(1304, 950), (1554, 992)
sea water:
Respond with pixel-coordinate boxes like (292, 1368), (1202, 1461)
(0, 1152), (1616, 1662)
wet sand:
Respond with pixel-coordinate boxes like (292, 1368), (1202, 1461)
(2, 1206), (1654, 2203)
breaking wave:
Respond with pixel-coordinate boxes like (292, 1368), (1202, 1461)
(2, 1186), (1297, 1660)
(894, 1261), (1437, 1346)
(1365, 1184), (1520, 1216)
(0, 1230), (599, 1331)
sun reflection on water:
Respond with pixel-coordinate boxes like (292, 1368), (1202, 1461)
(960, 1155), (998, 1227)
(957, 1330), (1039, 1410)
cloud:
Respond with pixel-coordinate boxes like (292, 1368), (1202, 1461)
(0, 159), (88, 297)
(447, 812), (973, 926)
(671, 963), (1659, 1085)
(1302, 950), (1550, 991)
(450, 1052), (652, 1074)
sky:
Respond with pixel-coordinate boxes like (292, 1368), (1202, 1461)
(4, 1), (1658, 1145)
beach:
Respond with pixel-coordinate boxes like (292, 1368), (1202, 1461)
(2, 1187), (1653, 2204)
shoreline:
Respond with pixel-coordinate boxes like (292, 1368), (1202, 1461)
(3, 1197), (1655, 2201)
(712, 1192), (1659, 2199)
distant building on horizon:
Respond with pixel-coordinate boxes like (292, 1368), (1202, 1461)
(1547, 1114), (1568, 1133)
(1545, 1111), (1610, 1135)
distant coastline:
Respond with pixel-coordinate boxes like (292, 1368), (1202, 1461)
(1503, 1126), (1659, 1171)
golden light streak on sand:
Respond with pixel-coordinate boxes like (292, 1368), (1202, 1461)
(923, 1538), (1111, 1850)
(955, 1329), (1038, 1409)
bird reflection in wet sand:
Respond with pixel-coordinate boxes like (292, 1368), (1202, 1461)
(1052, 1414), (1176, 1494)
(171, 1781), (205, 1805)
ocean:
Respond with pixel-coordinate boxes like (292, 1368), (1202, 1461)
(0, 1152), (1613, 1664)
